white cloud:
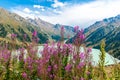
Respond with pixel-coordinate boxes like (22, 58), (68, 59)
(11, 8), (35, 19)
(23, 8), (32, 13)
(53, 9), (62, 14)
(42, 0), (120, 28)
(11, 0), (120, 28)
(34, 11), (40, 14)
(41, 8), (45, 11)
(33, 5), (44, 9)
(47, 0), (52, 2)
(33, 5), (45, 11)
(51, 0), (66, 8)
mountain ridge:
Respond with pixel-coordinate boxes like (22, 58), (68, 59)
(0, 7), (49, 44)
(68, 15), (120, 59)
(27, 17), (75, 41)
(0, 7), (74, 45)
(85, 15), (120, 59)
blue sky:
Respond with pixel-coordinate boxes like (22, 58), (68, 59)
(0, 0), (94, 8)
(0, 0), (120, 28)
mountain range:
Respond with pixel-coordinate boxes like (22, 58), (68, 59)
(68, 15), (120, 59)
(0, 7), (120, 59)
(0, 7), (51, 44)
(0, 7), (74, 45)
(85, 15), (120, 59)
(27, 18), (74, 41)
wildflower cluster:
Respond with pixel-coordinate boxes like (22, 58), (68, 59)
(0, 27), (119, 80)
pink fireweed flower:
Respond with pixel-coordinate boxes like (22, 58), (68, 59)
(80, 77), (84, 80)
(47, 66), (52, 72)
(11, 33), (17, 39)
(79, 34), (85, 41)
(62, 44), (68, 52)
(50, 74), (54, 78)
(19, 48), (25, 61)
(32, 30), (37, 37)
(19, 47), (25, 53)
(80, 29), (84, 33)
(87, 48), (92, 53)
(27, 65), (33, 70)
(57, 42), (61, 48)
(61, 26), (64, 31)
(73, 54), (78, 60)
(53, 50), (58, 55)
(19, 54), (23, 61)
(79, 52), (85, 60)
(37, 64), (42, 74)
(3, 52), (10, 60)
(86, 71), (91, 75)
(65, 64), (72, 72)
(73, 29), (85, 46)
(60, 26), (64, 41)
(24, 56), (33, 66)
(78, 29), (85, 41)
(74, 26), (79, 32)
(67, 44), (73, 54)
(43, 44), (48, 50)
(88, 62), (92, 65)
(22, 72), (27, 78)
(34, 37), (39, 43)
(35, 60), (39, 64)
(0, 49), (11, 62)
(77, 62), (85, 69)
(61, 44), (73, 55)
(54, 64), (58, 69)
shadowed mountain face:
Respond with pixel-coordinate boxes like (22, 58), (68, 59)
(85, 15), (120, 59)
(0, 7), (49, 43)
(68, 15), (120, 59)
(27, 18), (75, 41)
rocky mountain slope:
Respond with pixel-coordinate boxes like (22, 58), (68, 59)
(0, 7), (49, 44)
(68, 15), (120, 59)
(27, 18), (74, 41)
(85, 15), (120, 59)
(0, 7), (74, 45)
